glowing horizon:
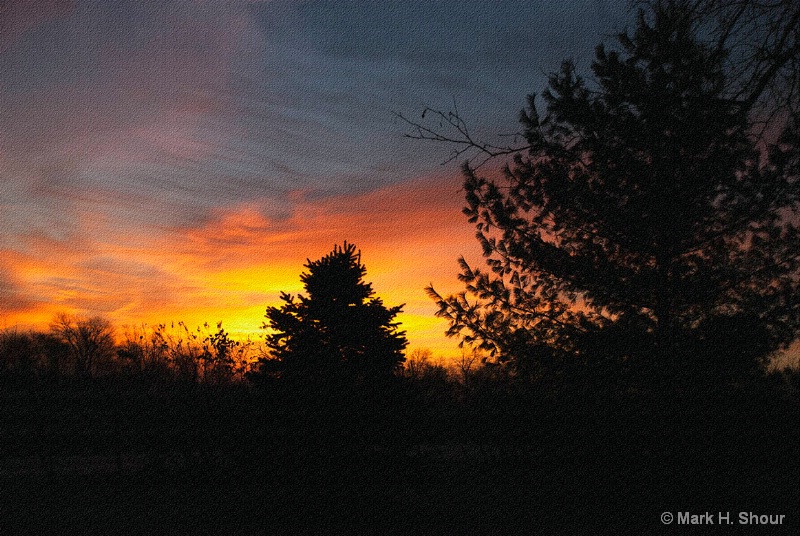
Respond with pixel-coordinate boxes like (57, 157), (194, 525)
(2, 1), (798, 369)
(0, 173), (482, 359)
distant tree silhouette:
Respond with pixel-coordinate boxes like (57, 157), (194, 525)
(419, 3), (799, 380)
(50, 313), (115, 378)
(258, 242), (407, 383)
(403, 348), (448, 382)
(32, 331), (72, 379)
(0, 329), (36, 380)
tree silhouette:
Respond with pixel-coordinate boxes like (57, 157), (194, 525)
(0, 330), (36, 380)
(423, 4), (799, 380)
(50, 313), (116, 378)
(260, 242), (407, 383)
(396, 0), (798, 166)
(639, 0), (799, 138)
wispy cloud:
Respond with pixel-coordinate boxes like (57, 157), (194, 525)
(1, 0), (632, 355)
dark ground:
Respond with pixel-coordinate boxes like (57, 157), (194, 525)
(1, 376), (797, 535)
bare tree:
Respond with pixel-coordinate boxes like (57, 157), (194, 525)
(454, 348), (478, 385)
(404, 348), (434, 380)
(50, 313), (115, 378)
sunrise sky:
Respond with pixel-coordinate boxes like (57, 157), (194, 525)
(1, 0), (641, 359)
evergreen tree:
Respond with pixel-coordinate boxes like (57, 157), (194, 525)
(261, 242), (407, 383)
(426, 4), (799, 380)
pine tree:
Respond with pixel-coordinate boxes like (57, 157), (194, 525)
(261, 242), (407, 383)
(427, 5), (799, 381)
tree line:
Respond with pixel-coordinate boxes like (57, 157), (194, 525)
(0, 242), (410, 388)
(0, 317), (255, 385)
(3, 0), (798, 394)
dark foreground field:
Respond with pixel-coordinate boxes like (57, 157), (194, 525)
(1, 376), (798, 535)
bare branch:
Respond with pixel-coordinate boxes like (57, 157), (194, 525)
(393, 107), (532, 169)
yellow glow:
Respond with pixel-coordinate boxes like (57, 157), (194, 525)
(0, 173), (477, 363)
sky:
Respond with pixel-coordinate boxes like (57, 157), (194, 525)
(1, 0), (647, 360)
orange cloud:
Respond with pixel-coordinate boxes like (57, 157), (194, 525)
(1, 172), (480, 359)
(156, 172), (480, 356)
